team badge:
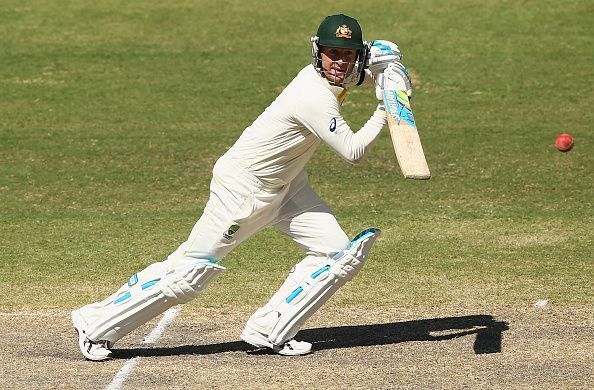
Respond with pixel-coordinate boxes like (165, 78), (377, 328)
(223, 224), (240, 240)
(335, 25), (352, 39)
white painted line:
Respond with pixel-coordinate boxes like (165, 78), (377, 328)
(105, 306), (181, 390)
(533, 299), (548, 308)
(143, 306), (181, 344)
(0, 310), (68, 317)
(105, 357), (141, 390)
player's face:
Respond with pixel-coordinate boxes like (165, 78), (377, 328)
(319, 46), (358, 86)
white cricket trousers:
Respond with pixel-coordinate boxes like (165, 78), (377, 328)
(75, 155), (352, 347)
(168, 154), (351, 264)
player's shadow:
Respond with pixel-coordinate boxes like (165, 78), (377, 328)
(113, 314), (508, 359)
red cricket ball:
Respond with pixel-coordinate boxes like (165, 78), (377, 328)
(555, 133), (574, 152)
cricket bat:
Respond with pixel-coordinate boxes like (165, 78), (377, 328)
(383, 89), (431, 180)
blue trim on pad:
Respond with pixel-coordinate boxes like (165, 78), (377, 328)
(350, 228), (380, 246)
(141, 280), (158, 290)
(128, 273), (138, 287)
(311, 266), (330, 279)
(114, 292), (131, 304)
(286, 287), (303, 303)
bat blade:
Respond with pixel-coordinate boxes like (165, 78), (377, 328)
(383, 89), (431, 180)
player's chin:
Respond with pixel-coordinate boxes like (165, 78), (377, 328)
(325, 72), (345, 85)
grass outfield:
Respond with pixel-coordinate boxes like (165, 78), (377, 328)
(1, 0), (592, 315)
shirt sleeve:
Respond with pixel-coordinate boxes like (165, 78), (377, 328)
(295, 92), (387, 164)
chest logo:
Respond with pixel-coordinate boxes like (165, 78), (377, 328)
(335, 25), (352, 39)
(329, 117), (337, 132)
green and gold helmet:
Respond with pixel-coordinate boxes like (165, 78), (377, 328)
(316, 14), (364, 50)
(311, 14), (369, 87)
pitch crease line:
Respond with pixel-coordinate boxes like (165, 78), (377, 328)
(105, 306), (181, 390)
(0, 310), (68, 317)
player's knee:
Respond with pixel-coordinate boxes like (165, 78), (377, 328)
(314, 234), (350, 259)
(161, 261), (225, 304)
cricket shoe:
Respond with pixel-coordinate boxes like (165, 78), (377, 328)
(71, 310), (112, 361)
(240, 326), (312, 356)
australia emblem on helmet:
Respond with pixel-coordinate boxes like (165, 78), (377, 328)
(335, 24), (352, 39)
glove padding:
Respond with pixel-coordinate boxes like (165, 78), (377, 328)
(368, 40), (403, 78)
(374, 62), (413, 100)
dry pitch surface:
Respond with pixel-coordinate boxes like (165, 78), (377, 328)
(2, 304), (592, 389)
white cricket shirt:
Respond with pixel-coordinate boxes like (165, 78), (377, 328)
(225, 64), (387, 187)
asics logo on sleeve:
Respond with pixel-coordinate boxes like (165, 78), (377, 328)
(329, 117), (337, 132)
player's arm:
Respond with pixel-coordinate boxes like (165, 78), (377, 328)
(295, 95), (386, 164)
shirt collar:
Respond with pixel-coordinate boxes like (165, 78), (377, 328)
(320, 75), (346, 97)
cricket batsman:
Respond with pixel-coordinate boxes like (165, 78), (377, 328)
(72, 13), (412, 360)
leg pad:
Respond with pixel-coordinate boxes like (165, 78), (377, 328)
(74, 259), (225, 345)
(244, 228), (380, 345)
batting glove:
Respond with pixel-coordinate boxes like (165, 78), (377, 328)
(375, 62), (413, 100)
(368, 40), (403, 78)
